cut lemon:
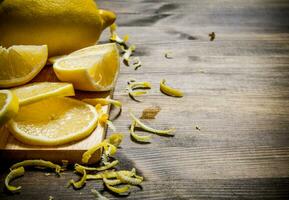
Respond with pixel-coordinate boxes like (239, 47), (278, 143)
(53, 43), (119, 91)
(0, 45), (48, 88)
(47, 55), (67, 65)
(0, 90), (19, 125)
(12, 82), (75, 106)
(8, 97), (98, 146)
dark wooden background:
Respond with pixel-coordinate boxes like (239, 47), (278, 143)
(1, 0), (289, 199)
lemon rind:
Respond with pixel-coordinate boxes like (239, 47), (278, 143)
(53, 60), (105, 91)
(12, 82), (75, 106)
(0, 90), (19, 125)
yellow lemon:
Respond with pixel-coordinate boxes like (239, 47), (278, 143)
(0, 0), (116, 56)
(8, 97), (98, 146)
(0, 90), (19, 125)
(12, 82), (75, 106)
(53, 43), (120, 91)
(0, 45), (48, 88)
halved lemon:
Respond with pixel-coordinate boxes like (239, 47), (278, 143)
(8, 97), (98, 146)
(0, 90), (19, 125)
(53, 43), (119, 91)
(12, 82), (75, 106)
(0, 45), (48, 88)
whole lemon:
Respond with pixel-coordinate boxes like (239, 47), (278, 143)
(0, 0), (116, 56)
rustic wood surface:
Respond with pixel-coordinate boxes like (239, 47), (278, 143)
(1, 0), (289, 199)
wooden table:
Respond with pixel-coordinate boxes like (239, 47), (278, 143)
(1, 0), (289, 199)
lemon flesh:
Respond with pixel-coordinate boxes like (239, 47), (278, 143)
(53, 43), (120, 91)
(0, 0), (116, 56)
(8, 97), (98, 146)
(0, 45), (48, 88)
(12, 82), (75, 106)
(0, 90), (19, 125)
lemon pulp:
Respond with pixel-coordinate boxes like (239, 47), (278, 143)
(12, 82), (75, 106)
(0, 45), (48, 88)
(53, 43), (119, 91)
(8, 97), (98, 146)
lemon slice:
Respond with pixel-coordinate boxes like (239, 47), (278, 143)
(0, 45), (48, 88)
(0, 90), (19, 125)
(8, 97), (98, 146)
(53, 43), (119, 91)
(12, 82), (75, 106)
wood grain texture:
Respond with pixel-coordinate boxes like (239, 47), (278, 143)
(1, 0), (289, 199)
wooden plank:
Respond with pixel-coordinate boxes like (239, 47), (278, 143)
(1, 0), (289, 199)
(0, 167), (288, 200)
(99, 0), (289, 28)
(0, 66), (112, 163)
(115, 146), (289, 180)
(0, 171), (288, 200)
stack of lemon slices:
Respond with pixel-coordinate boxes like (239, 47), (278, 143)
(0, 43), (119, 146)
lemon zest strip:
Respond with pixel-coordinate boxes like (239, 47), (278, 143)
(109, 23), (129, 49)
(82, 98), (122, 108)
(122, 45), (136, 66)
(86, 169), (135, 180)
(69, 168), (87, 189)
(82, 135), (120, 164)
(95, 104), (116, 131)
(130, 120), (151, 143)
(10, 160), (61, 174)
(5, 167), (25, 193)
(132, 57), (142, 70)
(129, 112), (175, 135)
(96, 160), (119, 171)
(164, 52), (173, 59)
(82, 140), (107, 163)
(127, 81), (151, 101)
(103, 178), (122, 186)
(160, 79), (183, 97)
(128, 82), (151, 90)
(87, 174), (103, 180)
(104, 179), (130, 194)
(108, 133), (124, 147)
(83, 98), (122, 120)
(75, 160), (119, 173)
(106, 143), (117, 156)
(117, 172), (143, 186)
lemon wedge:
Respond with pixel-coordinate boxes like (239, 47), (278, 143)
(0, 45), (48, 88)
(12, 82), (75, 106)
(8, 97), (98, 146)
(53, 43), (119, 91)
(0, 90), (19, 125)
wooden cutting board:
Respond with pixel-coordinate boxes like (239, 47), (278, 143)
(0, 65), (114, 164)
